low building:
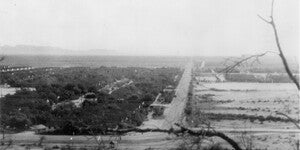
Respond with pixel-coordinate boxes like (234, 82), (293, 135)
(30, 124), (48, 133)
(149, 104), (167, 118)
(163, 85), (174, 92)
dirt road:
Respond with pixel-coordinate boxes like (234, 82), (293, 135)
(161, 61), (193, 129)
(141, 61), (193, 130)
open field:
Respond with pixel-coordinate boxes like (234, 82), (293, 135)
(195, 82), (299, 119)
(188, 80), (300, 149)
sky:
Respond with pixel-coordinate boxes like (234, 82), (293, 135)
(0, 0), (298, 56)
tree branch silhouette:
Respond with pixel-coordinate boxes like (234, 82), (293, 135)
(105, 123), (242, 150)
(258, 0), (299, 90)
(276, 112), (300, 129)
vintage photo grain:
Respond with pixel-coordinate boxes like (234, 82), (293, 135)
(0, 0), (299, 149)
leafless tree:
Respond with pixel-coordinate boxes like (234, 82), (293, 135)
(77, 115), (242, 149)
(220, 52), (272, 73)
(104, 123), (241, 150)
(276, 112), (300, 129)
(218, 0), (299, 149)
(257, 0), (299, 90)
(219, 0), (300, 128)
(220, 0), (299, 90)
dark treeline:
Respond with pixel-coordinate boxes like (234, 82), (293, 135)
(0, 66), (182, 134)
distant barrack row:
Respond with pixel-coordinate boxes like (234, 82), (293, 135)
(0, 66), (34, 72)
(0, 65), (57, 73)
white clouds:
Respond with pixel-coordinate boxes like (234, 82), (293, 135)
(0, 0), (298, 56)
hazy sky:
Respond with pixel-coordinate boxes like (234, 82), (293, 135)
(0, 0), (298, 56)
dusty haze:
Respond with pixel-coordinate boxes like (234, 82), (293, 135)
(0, 0), (299, 56)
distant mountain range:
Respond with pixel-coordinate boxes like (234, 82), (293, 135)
(0, 45), (298, 63)
(0, 45), (119, 56)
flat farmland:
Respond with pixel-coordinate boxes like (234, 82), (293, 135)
(187, 80), (300, 149)
(194, 82), (299, 119)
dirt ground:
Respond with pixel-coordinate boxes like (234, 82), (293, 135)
(188, 80), (300, 150)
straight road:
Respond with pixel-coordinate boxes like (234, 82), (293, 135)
(140, 61), (193, 129)
(161, 61), (193, 129)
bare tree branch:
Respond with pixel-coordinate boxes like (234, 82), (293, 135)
(224, 0), (300, 90)
(276, 112), (300, 129)
(257, 15), (271, 24)
(220, 0), (299, 90)
(105, 124), (242, 150)
(74, 114), (241, 149)
(258, 0), (300, 90)
(219, 52), (269, 73)
(270, 0), (275, 17)
(270, 21), (300, 90)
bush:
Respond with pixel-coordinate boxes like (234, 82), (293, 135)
(7, 112), (31, 130)
(141, 94), (153, 102)
(184, 107), (192, 115)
